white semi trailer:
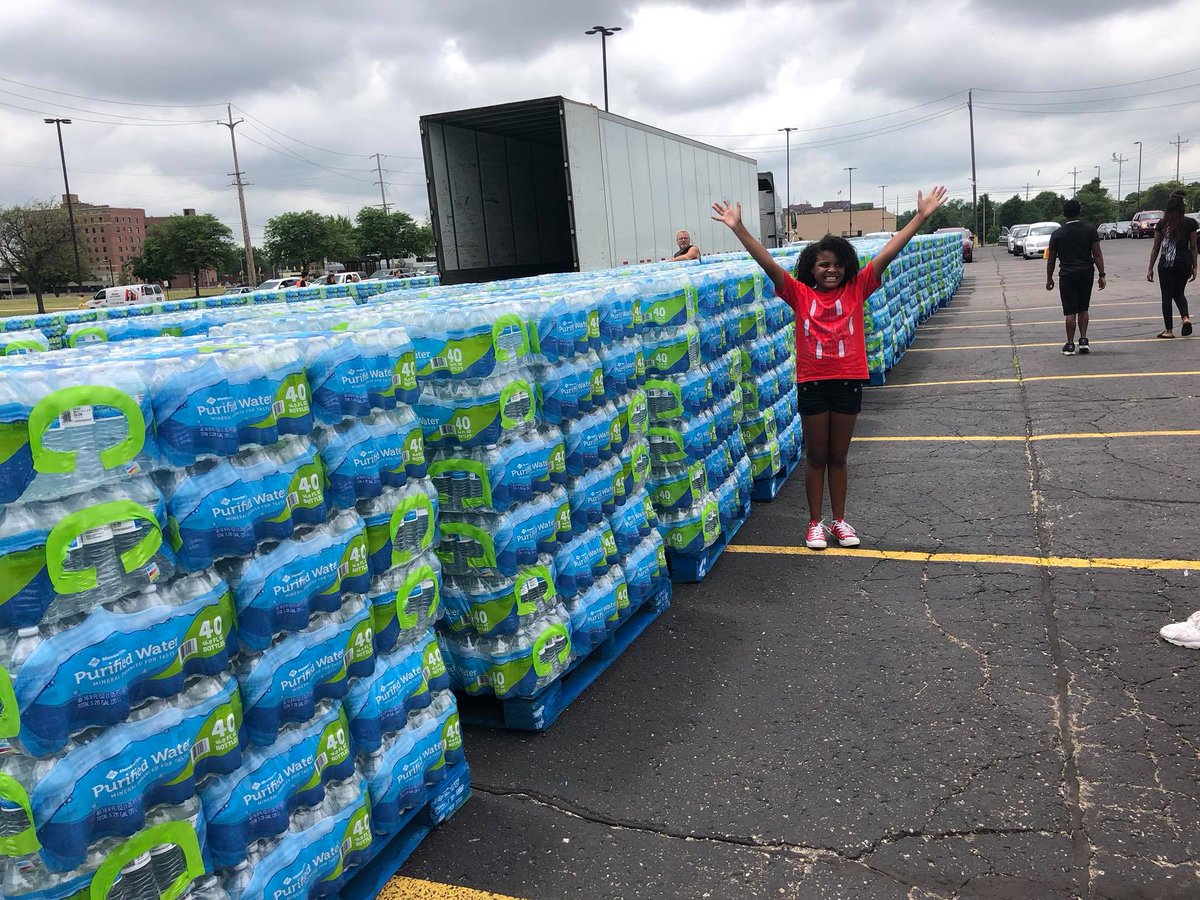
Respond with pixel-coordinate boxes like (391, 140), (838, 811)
(420, 96), (761, 284)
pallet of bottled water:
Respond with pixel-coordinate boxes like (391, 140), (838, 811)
(0, 319), (470, 898)
(0, 273), (438, 352)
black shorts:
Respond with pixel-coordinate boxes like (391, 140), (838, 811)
(1059, 271), (1094, 316)
(797, 379), (864, 416)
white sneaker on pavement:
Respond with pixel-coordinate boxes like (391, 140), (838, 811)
(1159, 611), (1200, 649)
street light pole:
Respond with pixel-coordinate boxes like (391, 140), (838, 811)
(879, 184), (887, 231)
(44, 118), (83, 289)
(1133, 141), (1143, 210)
(1094, 165), (1101, 185)
(844, 167), (856, 236)
(584, 26), (622, 112)
(778, 127), (796, 242)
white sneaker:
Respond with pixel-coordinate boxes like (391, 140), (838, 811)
(1159, 611), (1200, 649)
(805, 521), (827, 550)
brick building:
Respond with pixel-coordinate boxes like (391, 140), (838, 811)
(67, 194), (147, 285)
(65, 195), (219, 289)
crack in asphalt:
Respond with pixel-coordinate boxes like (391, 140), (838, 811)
(998, 260), (1095, 897)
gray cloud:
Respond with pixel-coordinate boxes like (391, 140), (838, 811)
(1, 0), (1197, 245)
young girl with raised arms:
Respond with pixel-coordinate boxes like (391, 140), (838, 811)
(712, 186), (947, 549)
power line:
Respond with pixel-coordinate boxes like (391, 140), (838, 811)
(0, 76), (226, 108)
(0, 97), (205, 127)
(973, 64), (1200, 95)
(730, 104), (967, 154)
(977, 98), (1200, 115)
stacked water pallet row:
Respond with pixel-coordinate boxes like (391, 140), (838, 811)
(0, 274), (438, 351)
(0, 321), (467, 898)
(637, 268), (758, 582)
(744, 287), (802, 503)
(352, 285), (672, 731)
(855, 234), (964, 382)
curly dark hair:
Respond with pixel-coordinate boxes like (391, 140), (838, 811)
(793, 235), (861, 288)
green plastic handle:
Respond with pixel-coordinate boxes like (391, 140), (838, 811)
(90, 821), (204, 900)
(28, 385), (145, 475)
(46, 500), (162, 594)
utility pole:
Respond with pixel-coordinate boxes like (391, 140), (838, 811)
(1069, 167), (1082, 196)
(968, 90), (979, 241)
(1170, 134), (1189, 183)
(1112, 153), (1128, 219)
(1133, 141), (1143, 210)
(844, 167), (856, 236)
(218, 105), (256, 286)
(1025, 183), (1030, 200)
(371, 153), (391, 213)
(778, 128), (796, 241)
(879, 184), (887, 230)
(44, 118), (83, 289)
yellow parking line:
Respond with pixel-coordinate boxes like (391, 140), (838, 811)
(381, 877), (525, 900)
(724, 545), (1198, 571)
(906, 337), (1170, 352)
(936, 299), (1152, 316)
(877, 370), (1200, 388)
(856, 430), (1200, 442)
(921, 315), (1155, 331)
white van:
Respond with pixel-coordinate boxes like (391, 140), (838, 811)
(85, 283), (165, 309)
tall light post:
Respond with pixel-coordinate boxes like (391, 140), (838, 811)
(879, 184), (887, 231)
(844, 167), (856, 236)
(44, 118), (83, 289)
(1134, 141), (1143, 210)
(1094, 165), (1101, 186)
(584, 26), (621, 112)
(778, 127), (796, 241)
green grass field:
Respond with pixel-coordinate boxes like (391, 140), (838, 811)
(1, 287), (226, 317)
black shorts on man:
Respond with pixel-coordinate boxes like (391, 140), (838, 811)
(1059, 271), (1094, 316)
(797, 379), (864, 416)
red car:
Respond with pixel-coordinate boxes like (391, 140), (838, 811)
(1130, 210), (1164, 239)
(935, 226), (974, 262)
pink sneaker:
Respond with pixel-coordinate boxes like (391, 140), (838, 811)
(829, 518), (860, 547)
(805, 521), (827, 550)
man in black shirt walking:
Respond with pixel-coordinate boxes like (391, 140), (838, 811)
(1045, 199), (1106, 355)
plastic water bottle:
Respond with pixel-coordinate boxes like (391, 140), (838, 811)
(115, 852), (159, 900)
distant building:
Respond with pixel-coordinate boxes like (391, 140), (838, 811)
(784, 206), (898, 242)
(65, 195), (220, 290)
(66, 194), (148, 286)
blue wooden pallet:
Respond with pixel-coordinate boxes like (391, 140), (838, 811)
(666, 500), (751, 583)
(340, 761), (473, 899)
(751, 452), (800, 502)
(868, 369), (887, 386)
(455, 586), (672, 731)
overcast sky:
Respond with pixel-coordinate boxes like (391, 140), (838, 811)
(2, 0), (1198, 243)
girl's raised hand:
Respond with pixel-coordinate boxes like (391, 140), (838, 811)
(711, 200), (742, 230)
(917, 186), (949, 218)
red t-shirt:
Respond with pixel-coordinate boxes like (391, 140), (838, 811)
(773, 263), (881, 382)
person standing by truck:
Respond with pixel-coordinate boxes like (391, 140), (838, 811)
(670, 230), (701, 261)
(710, 185), (948, 550)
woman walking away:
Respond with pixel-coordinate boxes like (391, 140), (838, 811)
(1147, 190), (1198, 338)
(712, 186), (947, 550)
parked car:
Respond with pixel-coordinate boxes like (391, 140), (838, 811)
(317, 272), (364, 285)
(1008, 224), (1030, 255)
(368, 268), (406, 280)
(256, 277), (306, 290)
(863, 231), (896, 239)
(1130, 210), (1164, 239)
(84, 283), (165, 309)
(1113, 221), (1132, 238)
(934, 226), (973, 262)
(222, 285), (255, 295)
(999, 226), (1010, 240)
(1187, 212), (1200, 227)
(1022, 222), (1059, 259)
(1097, 222), (1117, 240)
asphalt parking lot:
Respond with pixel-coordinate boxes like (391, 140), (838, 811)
(401, 237), (1199, 900)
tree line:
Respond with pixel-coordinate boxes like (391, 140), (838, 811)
(897, 179), (1200, 244)
(0, 200), (434, 313)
